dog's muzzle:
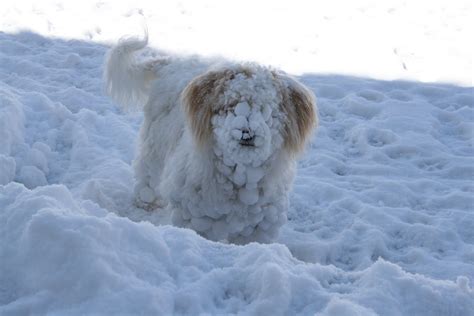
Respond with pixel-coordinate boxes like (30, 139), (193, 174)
(239, 129), (255, 147)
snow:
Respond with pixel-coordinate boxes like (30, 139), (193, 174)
(1, 0), (473, 315)
(1, 184), (472, 315)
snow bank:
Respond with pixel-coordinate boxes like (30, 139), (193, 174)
(1, 183), (472, 315)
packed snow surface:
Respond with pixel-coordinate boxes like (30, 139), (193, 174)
(1, 0), (473, 315)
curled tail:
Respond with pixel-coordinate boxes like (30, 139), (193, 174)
(104, 34), (155, 111)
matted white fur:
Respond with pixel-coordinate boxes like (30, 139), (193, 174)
(104, 35), (318, 244)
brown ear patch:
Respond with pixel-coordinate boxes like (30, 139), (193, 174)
(278, 76), (318, 154)
(181, 70), (233, 146)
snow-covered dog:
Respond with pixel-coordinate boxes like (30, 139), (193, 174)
(104, 35), (318, 243)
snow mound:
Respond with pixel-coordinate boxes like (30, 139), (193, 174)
(1, 183), (472, 315)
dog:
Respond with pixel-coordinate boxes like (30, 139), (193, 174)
(104, 35), (318, 244)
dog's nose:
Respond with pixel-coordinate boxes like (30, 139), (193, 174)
(239, 129), (255, 146)
(241, 129), (252, 140)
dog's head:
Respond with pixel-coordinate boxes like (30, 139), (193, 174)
(182, 64), (317, 168)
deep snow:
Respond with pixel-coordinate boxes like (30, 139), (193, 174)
(1, 0), (473, 315)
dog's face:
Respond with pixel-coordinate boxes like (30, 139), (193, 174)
(182, 64), (317, 169)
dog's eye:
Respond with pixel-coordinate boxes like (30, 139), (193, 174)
(226, 101), (239, 113)
(214, 109), (232, 116)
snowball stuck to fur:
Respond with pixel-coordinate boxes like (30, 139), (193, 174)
(18, 166), (47, 189)
(239, 187), (259, 205)
(138, 186), (155, 204)
(234, 101), (251, 117)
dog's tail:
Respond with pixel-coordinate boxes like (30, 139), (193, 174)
(104, 33), (155, 111)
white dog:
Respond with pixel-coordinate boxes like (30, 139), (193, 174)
(104, 35), (317, 244)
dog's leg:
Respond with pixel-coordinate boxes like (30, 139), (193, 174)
(133, 157), (168, 210)
(133, 119), (166, 210)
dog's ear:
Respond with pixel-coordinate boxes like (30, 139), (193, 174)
(278, 74), (318, 155)
(182, 70), (232, 146)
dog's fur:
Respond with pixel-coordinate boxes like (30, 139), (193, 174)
(104, 35), (318, 244)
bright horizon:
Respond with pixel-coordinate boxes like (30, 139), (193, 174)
(1, 0), (472, 86)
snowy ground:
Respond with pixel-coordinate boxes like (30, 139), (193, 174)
(1, 0), (473, 315)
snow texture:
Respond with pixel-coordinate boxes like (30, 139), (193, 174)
(1, 0), (473, 315)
